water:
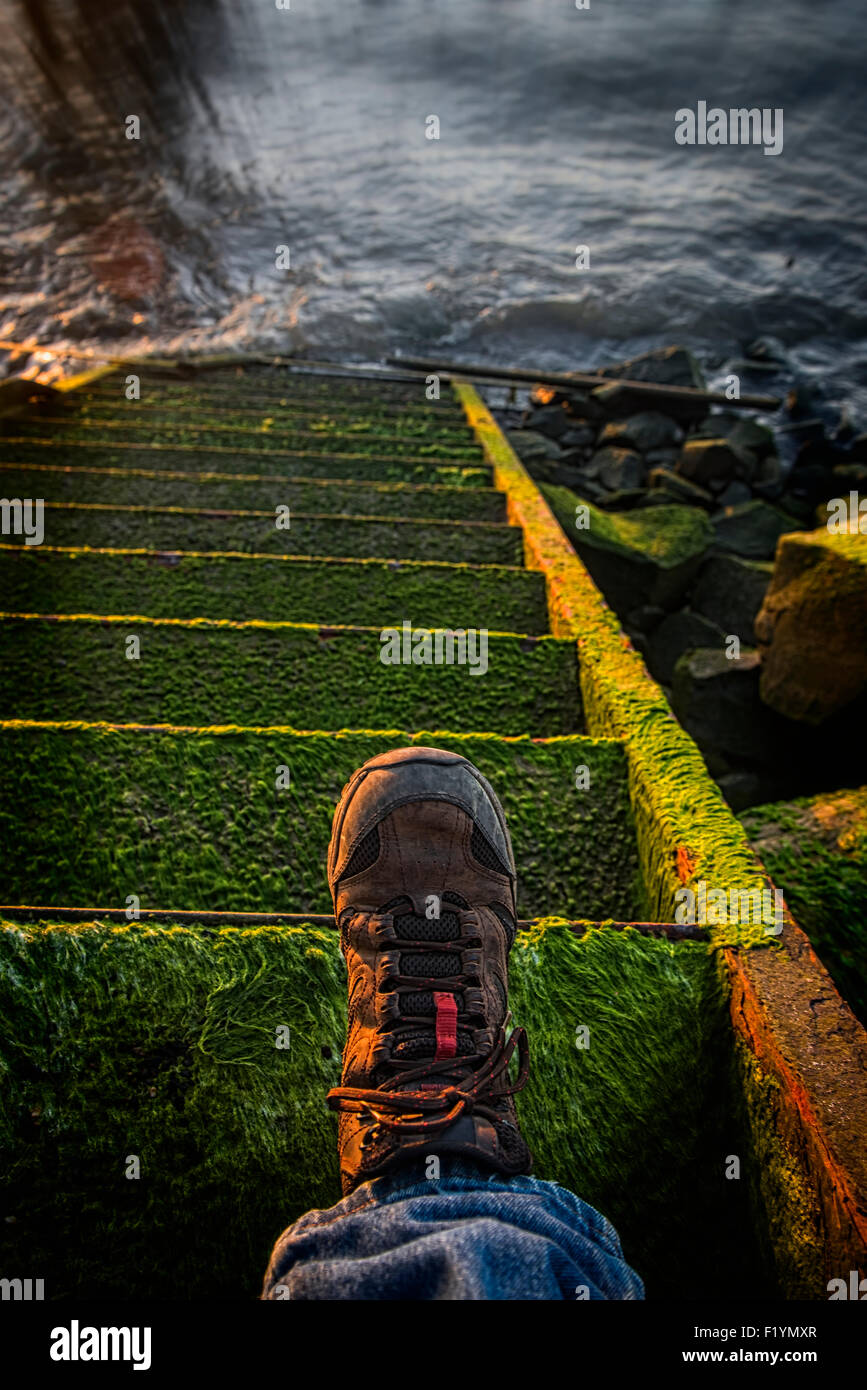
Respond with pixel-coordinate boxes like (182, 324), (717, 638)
(1, 0), (865, 418)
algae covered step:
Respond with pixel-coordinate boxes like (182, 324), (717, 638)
(0, 465), (506, 522)
(77, 383), (470, 426)
(0, 438), (492, 487)
(68, 400), (476, 442)
(5, 503), (524, 566)
(0, 916), (761, 1299)
(0, 548), (549, 631)
(0, 616), (581, 736)
(82, 367), (455, 410)
(0, 725), (638, 920)
(8, 417), (485, 461)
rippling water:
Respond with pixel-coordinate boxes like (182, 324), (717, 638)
(1, 0), (865, 416)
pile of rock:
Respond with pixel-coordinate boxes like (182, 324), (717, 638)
(503, 347), (867, 809)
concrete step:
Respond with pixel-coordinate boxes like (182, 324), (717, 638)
(0, 546), (549, 632)
(3, 502), (524, 566)
(0, 723), (638, 921)
(0, 437), (493, 486)
(0, 615), (581, 736)
(0, 463), (507, 522)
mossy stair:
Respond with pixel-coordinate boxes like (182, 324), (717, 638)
(0, 362), (858, 1303)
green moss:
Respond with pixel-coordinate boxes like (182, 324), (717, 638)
(8, 505), (523, 567)
(0, 548), (549, 633)
(541, 484), (713, 568)
(0, 466), (506, 523)
(0, 616), (582, 736)
(0, 439), (492, 488)
(0, 918), (763, 1299)
(9, 419), (483, 462)
(741, 787), (867, 1024)
(0, 726), (638, 920)
(72, 402), (474, 443)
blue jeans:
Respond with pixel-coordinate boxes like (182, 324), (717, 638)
(262, 1160), (645, 1300)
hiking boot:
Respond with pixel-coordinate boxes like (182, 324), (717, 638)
(325, 746), (532, 1195)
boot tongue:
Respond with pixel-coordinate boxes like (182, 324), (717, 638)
(376, 893), (475, 1075)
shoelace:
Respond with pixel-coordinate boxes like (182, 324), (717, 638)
(326, 1016), (530, 1136)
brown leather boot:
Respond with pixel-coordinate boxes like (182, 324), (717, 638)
(326, 746), (532, 1195)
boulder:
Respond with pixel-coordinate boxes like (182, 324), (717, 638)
(792, 437), (848, 472)
(540, 483), (713, 614)
(524, 404), (571, 440)
(693, 413), (775, 459)
(677, 438), (757, 489)
(648, 468), (714, 508)
(595, 346), (706, 390)
(593, 447), (645, 492)
(786, 462), (839, 506)
(711, 500), (800, 560)
(626, 605), (666, 635)
(727, 418), (776, 458)
(691, 553), (772, 642)
(754, 529), (867, 723)
(596, 488), (650, 512)
(751, 454), (784, 501)
(716, 770), (771, 813)
(560, 425), (597, 449)
(645, 447), (681, 468)
(597, 412), (681, 454)
(693, 411), (741, 439)
(716, 480), (752, 508)
(647, 609), (726, 685)
(671, 648), (780, 769)
(506, 429), (562, 463)
(592, 381), (706, 424)
(832, 463), (867, 493)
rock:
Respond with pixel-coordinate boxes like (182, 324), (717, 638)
(564, 391), (607, 421)
(716, 480), (752, 508)
(832, 463), (867, 493)
(778, 490), (820, 526)
(591, 446), (645, 492)
(727, 419), (775, 458)
(716, 771), (768, 813)
(671, 647), (780, 768)
(524, 404), (571, 440)
(693, 411), (742, 439)
(596, 346), (707, 390)
(592, 381), (706, 424)
(626, 605), (666, 635)
(648, 468), (714, 508)
(560, 425), (597, 449)
(751, 454), (784, 500)
(786, 463), (838, 506)
(691, 553), (772, 642)
(775, 417), (826, 443)
(644, 447), (681, 468)
(677, 437), (758, 489)
(506, 429), (563, 463)
(540, 484), (713, 614)
(647, 609), (726, 685)
(595, 488), (649, 512)
(597, 412), (682, 454)
(711, 500), (800, 560)
(792, 437), (848, 473)
(754, 529), (867, 723)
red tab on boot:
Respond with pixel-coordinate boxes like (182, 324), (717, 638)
(433, 991), (458, 1061)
